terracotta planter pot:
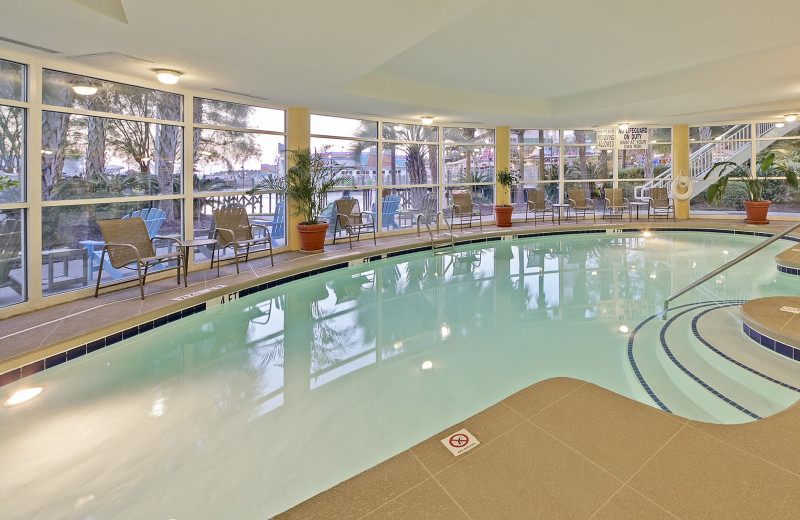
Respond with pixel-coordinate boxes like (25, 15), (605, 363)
(297, 222), (329, 252)
(743, 200), (771, 225)
(494, 206), (514, 227)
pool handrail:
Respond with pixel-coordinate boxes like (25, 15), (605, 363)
(417, 211), (455, 254)
(663, 221), (800, 319)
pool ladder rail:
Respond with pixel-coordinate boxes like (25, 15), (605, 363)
(663, 221), (800, 319)
(417, 211), (457, 255)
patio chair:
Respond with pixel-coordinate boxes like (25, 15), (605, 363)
(417, 191), (439, 225)
(0, 219), (22, 296)
(372, 195), (401, 230)
(211, 206), (274, 276)
(332, 199), (376, 249)
(524, 189), (554, 226)
(94, 217), (185, 299)
(603, 188), (630, 221)
(649, 187), (675, 220)
(451, 191), (482, 230)
(80, 207), (167, 281)
(568, 189), (596, 223)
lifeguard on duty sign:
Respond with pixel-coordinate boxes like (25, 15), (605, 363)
(441, 428), (480, 456)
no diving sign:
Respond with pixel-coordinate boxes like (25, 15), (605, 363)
(441, 428), (480, 457)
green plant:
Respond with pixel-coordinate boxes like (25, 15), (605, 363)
(495, 168), (519, 207)
(0, 175), (18, 191)
(704, 150), (798, 204)
(248, 147), (352, 225)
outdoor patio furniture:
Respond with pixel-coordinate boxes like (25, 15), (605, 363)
(568, 189), (596, 223)
(649, 187), (675, 219)
(81, 207), (167, 280)
(603, 188), (630, 221)
(0, 219), (22, 296)
(524, 189), (554, 226)
(94, 217), (185, 300)
(372, 195), (401, 230)
(332, 199), (376, 249)
(211, 206), (274, 276)
(451, 191), (483, 230)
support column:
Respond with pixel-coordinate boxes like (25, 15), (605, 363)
(287, 107), (310, 251)
(495, 126), (511, 205)
(673, 125), (690, 219)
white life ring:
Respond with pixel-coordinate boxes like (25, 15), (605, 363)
(671, 169), (694, 201)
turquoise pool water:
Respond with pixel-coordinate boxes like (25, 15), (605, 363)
(1, 231), (799, 519)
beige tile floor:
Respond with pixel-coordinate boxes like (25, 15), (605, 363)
(3, 217), (800, 519)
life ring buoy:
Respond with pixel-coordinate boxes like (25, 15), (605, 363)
(671, 169), (694, 201)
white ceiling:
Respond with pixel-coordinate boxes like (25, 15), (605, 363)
(2, 0), (800, 128)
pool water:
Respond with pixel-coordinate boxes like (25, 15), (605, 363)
(1, 231), (798, 519)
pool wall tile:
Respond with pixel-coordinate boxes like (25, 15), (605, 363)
(45, 352), (67, 369)
(105, 331), (123, 346)
(20, 360), (45, 378)
(66, 346), (86, 360)
(87, 339), (106, 353)
(0, 369), (21, 387)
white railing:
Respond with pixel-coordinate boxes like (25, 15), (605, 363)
(633, 123), (779, 200)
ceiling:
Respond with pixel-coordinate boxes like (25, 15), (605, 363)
(2, 0), (800, 129)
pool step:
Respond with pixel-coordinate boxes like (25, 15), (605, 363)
(629, 301), (800, 423)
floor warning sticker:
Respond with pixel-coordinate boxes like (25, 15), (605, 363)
(441, 428), (480, 457)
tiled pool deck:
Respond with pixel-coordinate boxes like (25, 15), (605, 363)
(3, 217), (800, 519)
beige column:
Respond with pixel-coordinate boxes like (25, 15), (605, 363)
(495, 126), (511, 205)
(673, 125), (690, 219)
(286, 107), (310, 251)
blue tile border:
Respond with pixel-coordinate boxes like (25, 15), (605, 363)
(3, 226), (798, 389)
(743, 322), (800, 363)
(776, 264), (800, 276)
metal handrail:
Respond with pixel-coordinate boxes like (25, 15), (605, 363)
(663, 222), (800, 319)
(417, 211), (455, 254)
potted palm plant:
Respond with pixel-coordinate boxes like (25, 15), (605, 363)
(494, 168), (519, 227)
(249, 147), (352, 252)
(704, 150), (798, 224)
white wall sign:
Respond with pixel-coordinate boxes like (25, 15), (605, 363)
(597, 128), (615, 149)
(617, 126), (650, 149)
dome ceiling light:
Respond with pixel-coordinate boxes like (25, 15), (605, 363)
(618, 123), (629, 131)
(784, 114), (798, 122)
(155, 69), (181, 85)
(72, 85), (98, 96)
(420, 116), (434, 125)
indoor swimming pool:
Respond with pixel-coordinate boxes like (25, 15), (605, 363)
(2, 230), (800, 519)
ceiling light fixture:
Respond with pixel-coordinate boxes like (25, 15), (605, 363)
(775, 122), (786, 128)
(155, 69), (181, 85)
(784, 114), (798, 122)
(72, 85), (98, 96)
(618, 123), (629, 131)
(420, 116), (434, 125)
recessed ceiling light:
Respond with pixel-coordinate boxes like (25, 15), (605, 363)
(4, 387), (43, 406)
(420, 116), (434, 125)
(618, 123), (629, 131)
(72, 85), (97, 96)
(784, 114), (798, 122)
(155, 69), (181, 85)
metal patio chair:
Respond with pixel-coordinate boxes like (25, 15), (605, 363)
(211, 206), (274, 276)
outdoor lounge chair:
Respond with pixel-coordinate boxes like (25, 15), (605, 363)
(649, 187), (675, 219)
(372, 195), (401, 230)
(568, 189), (596, 223)
(603, 188), (630, 221)
(94, 217), (185, 299)
(0, 219), (22, 296)
(211, 206), (274, 276)
(332, 199), (376, 249)
(451, 191), (482, 230)
(524, 189), (554, 226)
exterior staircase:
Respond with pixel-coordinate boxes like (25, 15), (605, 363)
(634, 122), (800, 201)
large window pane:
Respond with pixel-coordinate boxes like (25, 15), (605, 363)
(0, 208), (24, 307)
(0, 105), (24, 203)
(510, 129), (559, 144)
(311, 115), (377, 139)
(690, 124), (746, 142)
(42, 69), (183, 121)
(193, 194), (286, 252)
(563, 130), (597, 144)
(193, 98), (284, 132)
(42, 112), (182, 200)
(618, 145), (671, 179)
(444, 145), (495, 184)
(0, 58), (25, 101)
(444, 127), (495, 144)
(382, 122), (438, 142)
(513, 145), (559, 182)
(565, 146), (611, 181)
(381, 144), (437, 186)
(195, 129), (284, 192)
(41, 200), (182, 296)
(310, 137), (378, 187)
